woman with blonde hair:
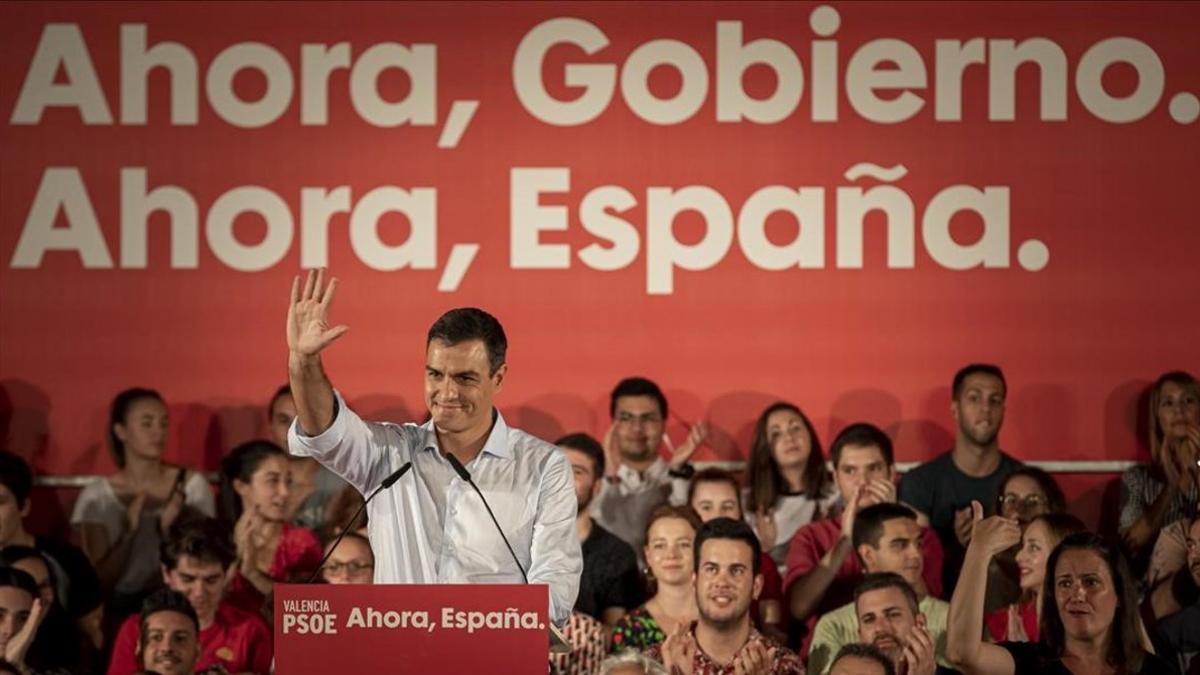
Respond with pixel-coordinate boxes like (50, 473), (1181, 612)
(984, 513), (1086, 642)
(1119, 371), (1200, 562)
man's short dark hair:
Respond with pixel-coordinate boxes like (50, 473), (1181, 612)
(831, 643), (896, 675)
(830, 423), (894, 468)
(952, 363), (1006, 400)
(852, 503), (919, 553)
(0, 452), (33, 509)
(139, 588), (200, 640)
(854, 572), (918, 615)
(555, 433), (604, 478)
(693, 517), (761, 576)
(161, 517), (236, 570)
(426, 308), (507, 375)
(609, 377), (668, 420)
(0, 566), (39, 599)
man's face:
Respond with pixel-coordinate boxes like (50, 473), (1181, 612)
(859, 518), (924, 588)
(0, 586), (33, 655)
(1187, 519), (1200, 586)
(140, 610), (200, 675)
(424, 339), (505, 435)
(856, 586), (919, 664)
(562, 447), (599, 512)
(163, 556), (226, 625)
(952, 373), (1006, 447)
(612, 395), (664, 462)
(690, 480), (741, 523)
(0, 485), (28, 547)
(835, 445), (893, 507)
(695, 538), (762, 631)
(269, 394), (297, 449)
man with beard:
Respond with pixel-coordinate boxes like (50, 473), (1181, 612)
(558, 433), (644, 626)
(853, 573), (937, 675)
(785, 424), (943, 657)
(807, 504), (951, 675)
(899, 364), (1022, 595)
(648, 518), (803, 674)
(1154, 514), (1200, 673)
(135, 589), (202, 675)
(590, 377), (706, 564)
(109, 517), (272, 675)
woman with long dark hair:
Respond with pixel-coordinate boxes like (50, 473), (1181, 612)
(743, 402), (837, 567)
(220, 440), (322, 615)
(72, 388), (214, 620)
(949, 515), (1171, 674)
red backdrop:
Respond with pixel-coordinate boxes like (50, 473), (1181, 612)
(2, 2), (1198, 530)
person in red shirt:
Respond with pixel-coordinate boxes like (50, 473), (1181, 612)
(108, 517), (273, 675)
(219, 441), (323, 615)
(784, 423), (943, 654)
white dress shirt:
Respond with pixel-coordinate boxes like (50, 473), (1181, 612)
(288, 390), (582, 626)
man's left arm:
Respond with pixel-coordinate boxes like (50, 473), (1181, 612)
(529, 449), (584, 627)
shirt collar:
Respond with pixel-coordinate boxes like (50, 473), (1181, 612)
(419, 409), (512, 460)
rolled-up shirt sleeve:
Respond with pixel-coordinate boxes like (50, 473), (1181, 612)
(287, 389), (390, 496)
(528, 448), (583, 627)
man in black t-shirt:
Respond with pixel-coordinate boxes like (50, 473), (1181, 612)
(0, 451), (104, 648)
(898, 364), (1022, 596)
(557, 433), (644, 626)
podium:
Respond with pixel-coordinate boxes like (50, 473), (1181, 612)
(275, 583), (551, 673)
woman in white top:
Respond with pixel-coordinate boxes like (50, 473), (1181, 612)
(71, 388), (215, 617)
(744, 401), (838, 568)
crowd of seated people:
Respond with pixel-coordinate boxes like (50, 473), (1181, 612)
(0, 365), (1196, 674)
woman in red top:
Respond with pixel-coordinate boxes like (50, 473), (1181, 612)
(221, 440), (322, 615)
(984, 513), (1085, 642)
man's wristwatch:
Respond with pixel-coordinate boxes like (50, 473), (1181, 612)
(668, 463), (695, 480)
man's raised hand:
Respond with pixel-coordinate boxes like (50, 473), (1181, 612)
(288, 268), (349, 357)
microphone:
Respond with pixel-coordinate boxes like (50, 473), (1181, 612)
(305, 461), (412, 583)
(444, 453), (528, 583)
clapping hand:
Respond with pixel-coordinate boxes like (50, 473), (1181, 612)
(668, 422), (708, 470)
(661, 623), (697, 675)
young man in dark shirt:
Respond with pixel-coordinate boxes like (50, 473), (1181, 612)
(898, 364), (1022, 595)
(558, 433), (644, 626)
(0, 451), (103, 648)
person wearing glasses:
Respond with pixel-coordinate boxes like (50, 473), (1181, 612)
(320, 533), (375, 585)
(590, 377), (707, 565)
(986, 467), (1068, 612)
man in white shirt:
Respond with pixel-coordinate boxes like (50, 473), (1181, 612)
(591, 377), (706, 563)
(284, 269), (582, 626)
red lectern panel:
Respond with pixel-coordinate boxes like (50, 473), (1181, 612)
(275, 583), (548, 673)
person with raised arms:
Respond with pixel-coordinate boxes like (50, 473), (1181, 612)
(284, 269), (581, 626)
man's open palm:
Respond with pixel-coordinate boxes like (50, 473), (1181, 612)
(288, 268), (349, 356)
